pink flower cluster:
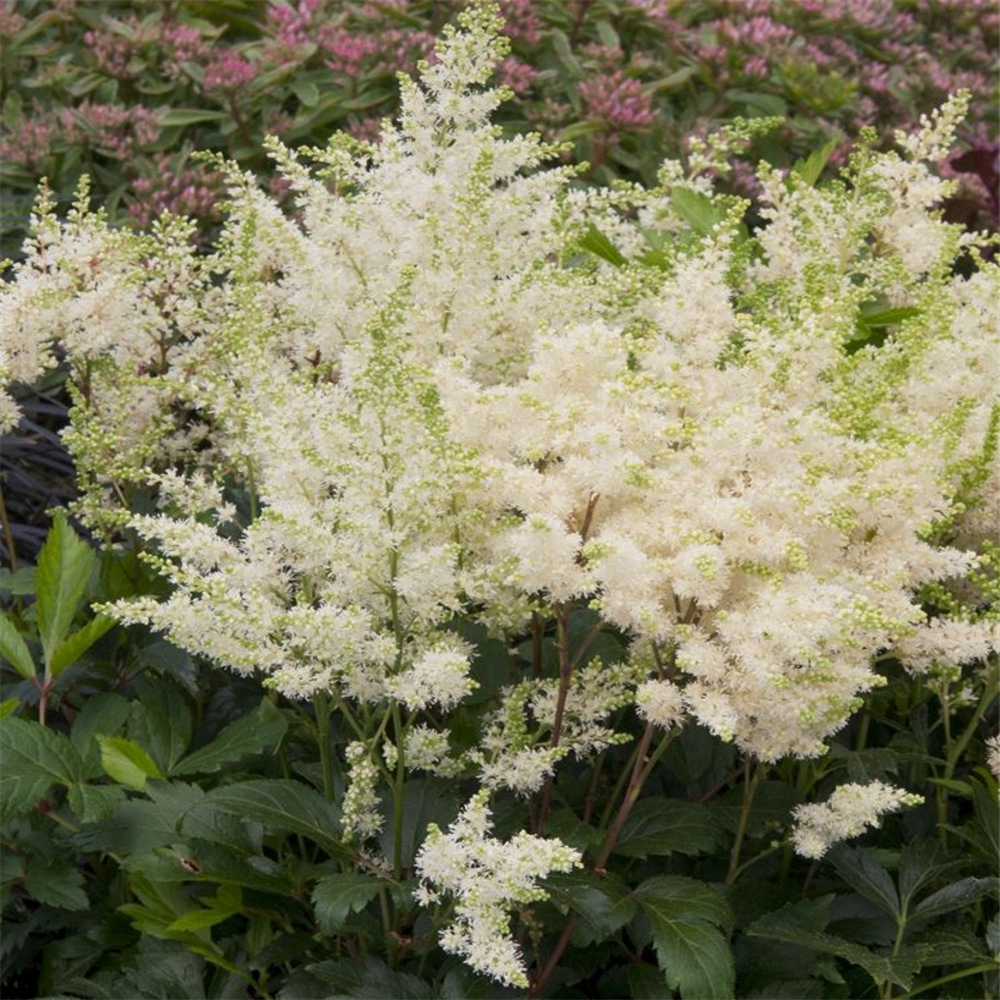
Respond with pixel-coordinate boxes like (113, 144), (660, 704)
(499, 0), (541, 44)
(579, 71), (655, 136)
(62, 103), (160, 158)
(0, 118), (54, 171)
(128, 156), (223, 229)
(264, 0), (321, 64)
(318, 21), (435, 79)
(201, 52), (259, 94)
(498, 56), (536, 96)
(160, 23), (210, 80)
(83, 24), (136, 80)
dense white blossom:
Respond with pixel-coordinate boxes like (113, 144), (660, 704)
(1, 1), (993, 763)
(790, 781), (925, 859)
(987, 735), (1000, 781)
(341, 742), (384, 844)
(414, 790), (580, 987)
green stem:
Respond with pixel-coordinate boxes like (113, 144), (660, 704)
(729, 842), (782, 882)
(854, 708), (871, 752)
(598, 736), (645, 829)
(891, 963), (999, 1000)
(726, 758), (765, 885)
(313, 693), (336, 802)
(946, 662), (999, 775)
(378, 886), (396, 966)
(391, 701), (407, 881)
(937, 662), (999, 844)
(532, 725), (677, 997)
(0, 485), (16, 572)
(536, 604), (573, 833)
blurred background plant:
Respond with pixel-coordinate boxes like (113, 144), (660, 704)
(1, 0), (997, 258)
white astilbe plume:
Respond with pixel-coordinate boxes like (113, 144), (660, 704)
(987, 735), (1000, 781)
(0, 3), (995, 767)
(790, 781), (924, 859)
(414, 790), (581, 987)
(341, 743), (384, 844)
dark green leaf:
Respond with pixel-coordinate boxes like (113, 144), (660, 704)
(829, 846), (900, 918)
(913, 877), (997, 922)
(650, 66), (698, 92)
(172, 700), (285, 776)
(633, 876), (734, 999)
(746, 979), (825, 999)
(545, 870), (636, 945)
(671, 187), (727, 236)
(858, 304), (920, 327)
(67, 783), (127, 823)
(626, 962), (674, 998)
(438, 965), (509, 998)
(36, 510), (96, 666)
(748, 902), (914, 988)
(0, 716), (86, 818)
(614, 798), (724, 858)
(71, 691), (132, 774)
(0, 614), (35, 679)
(550, 29), (584, 79)
(634, 875), (732, 930)
(291, 79), (319, 107)
(792, 134), (841, 186)
(912, 927), (992, 967)
(131, 688), (192, 774)
(577, 224), (627, 267)
(313, 873), (383, 932)
(49, 614), (115, 678)
(167, 907), (236, 932)
(189, 779), (349, 859)
(727, 90), (788, 116)
(293, 957), (432, 999)
(896, 839), (957, 910)
(379, 778), (458, 868)
(24, 859), (89, 911)
(158, 108), (228, 126)
(74, 782), (204, 853)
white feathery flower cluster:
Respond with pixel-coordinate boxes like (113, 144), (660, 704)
(894, 617), (998, 675)
(987, 735), (1000, 781)
(341, 743), (384, 844)
(635, 679), (686, 730)
(386, 642), (478, 712)
(414, 790), (581, 988)
(3, 2), (997, 773)
(478, 745), (567, 796)
(790, 781), (924, 859)
(404, 725), (464, 778)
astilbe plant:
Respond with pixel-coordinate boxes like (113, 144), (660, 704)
(1, 1), (998, 993)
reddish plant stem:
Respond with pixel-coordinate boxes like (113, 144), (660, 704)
(531, 723), (658, 997)
(535, 604), (572, 834)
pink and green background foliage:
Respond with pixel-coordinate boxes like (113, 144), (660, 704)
(1, 0), (997, 253)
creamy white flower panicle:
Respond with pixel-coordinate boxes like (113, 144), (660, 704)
(986, 735), (1000, 781)
(2, 3), (993, 758)
(414, 790), (581, 988)
(790, 781), (925, 859)
(341, 743), (384, 844)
